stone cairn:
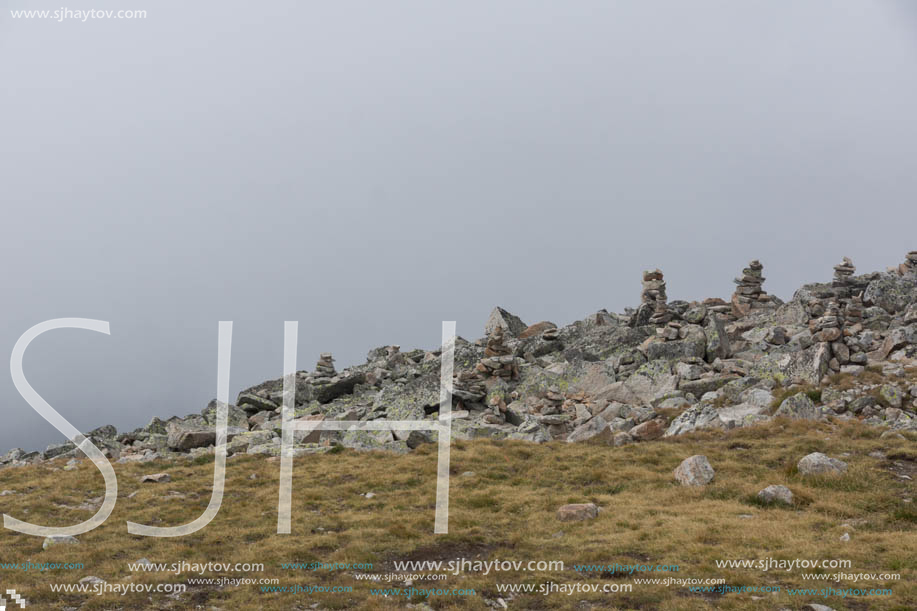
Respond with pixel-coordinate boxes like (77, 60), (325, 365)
(642, 269), (671, 326)
(483, 395), (507, 424)
(731, 260), (777, 316)
(810, 301), (842, 343)
(476, 326), (518, 379)
(902, 251), (917, 276)
(832, 257), (863, 332)
(452, 370), (485, 404)
(832, 257), (856, 295)
(313, 353), (336, 381)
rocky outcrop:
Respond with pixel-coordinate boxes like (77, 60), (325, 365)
(4, 249), (917, 468)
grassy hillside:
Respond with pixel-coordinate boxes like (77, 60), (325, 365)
(0, 419), (914, 610)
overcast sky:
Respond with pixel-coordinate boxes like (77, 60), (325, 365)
(2, 1), (916, 453)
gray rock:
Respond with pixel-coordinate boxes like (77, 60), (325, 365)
(797, 452), (847, 476)
(566, 416), (611, 443)
(485, 307), (527, 337)
(140, 473), (171, 483)
(674, 361), (704, 380)
(43, 535), (80, 550)
(673, 455), (715, 486)
(42, 442), (76, 460)
(236, 392), (279, 413)
(757, 485), (793, 505)
(775, 392), (822, 420)
(556, 503), (599, 521)
(705, 316), (731, 361)
(878, 385), (903, 408)
(863, 274), (917, 314)
(665, 405), (724, 436)
(679, 375), (736, 396)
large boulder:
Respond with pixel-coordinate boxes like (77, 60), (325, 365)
(797, 452), (847, 476)
(629, 419), (665, 441)
(757, 484), (793, 505)
(312, 371), (366, 404)
(673, 455), (715, 486)
(766, 342), (830, 384)
(665, 405), (724, 436)
(646, 330), (707, 361)
(774, 392), (823, 420)
(485, 307), (527, 337)
(566, 416), (612, 443)
(705, 315), (731, 361)
(863, 274), (917, 314)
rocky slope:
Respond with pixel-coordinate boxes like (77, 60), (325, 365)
(4, 251), (917, 467)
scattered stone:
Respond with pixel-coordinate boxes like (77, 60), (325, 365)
(556, 503), (599, 522)
(757, 485), (793, 505)
(797, 452), (848, 476)
(43, 535), (80, 550)
(674, 455), (715, 486)
(140, 473), (171, 484)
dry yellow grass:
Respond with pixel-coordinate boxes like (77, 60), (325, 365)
(0, 419), (914, 610)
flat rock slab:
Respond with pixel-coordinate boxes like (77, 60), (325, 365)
(556, 503), (599, 522)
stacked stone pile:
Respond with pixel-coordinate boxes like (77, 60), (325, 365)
(731, 260), (778, 316)
(642, 269), (671, 326)
(452, 371), (486, 403)
(537, 386), (565, 415)
(476, 326), (518, 379)
(844, 295), (864, 329)
(833, 257), (856, 295)
(900, 251), (917, 276)
(313, 353), (336, 381)
(810, 301), (842, 343)
(483, 395), (507, 424)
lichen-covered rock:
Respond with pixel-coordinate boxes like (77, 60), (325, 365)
(705, 316), (731, 361)
(665, 405), (723, 436)
(863, 274), (917, 314)
(877, 385), (903, 409)
(775, 392), (822, 420)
